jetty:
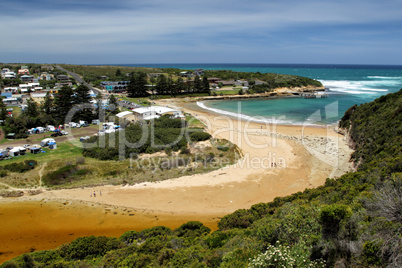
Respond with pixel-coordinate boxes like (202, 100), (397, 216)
(303, 92), (328, 99)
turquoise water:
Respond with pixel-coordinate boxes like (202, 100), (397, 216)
(122, 64), (402, 125)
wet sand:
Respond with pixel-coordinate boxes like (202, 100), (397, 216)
(0, 200), (220, 264)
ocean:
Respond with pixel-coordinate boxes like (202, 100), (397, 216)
(122, 64), (402, 125)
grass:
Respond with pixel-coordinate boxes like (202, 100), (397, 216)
(214, 89), (241, 95)
(185, 115), (205, 129)
(0, 134), (240, 190)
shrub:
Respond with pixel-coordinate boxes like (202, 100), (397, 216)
(60, 236), (124, 260)
(248, 243), (326, 268)
(189, 131), (211, 142)
(1, 160), (37, 173)
(174, 221), (211, 238)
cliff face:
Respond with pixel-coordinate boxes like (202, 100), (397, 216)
(338, 89), (402, 169)
(200, 85), (326, 101)
(274, 85), (326, 93)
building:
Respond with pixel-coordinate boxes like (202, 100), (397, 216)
(39, 73), (54, 81)
(41, 65), (54, 71)
(2, 71), (17, 79)
(20, 75), (34, 83)
(194, 69), (204, 76)
(116, 111), (135, 122)
(132, 107), (159, 121)
(1, 92), (12, 98)
(131, 106), (183, 121)
(3, 98), (19, 106)
(18, 68), (30, 75)
(56, 75), (70, 81)
(3, 87), (18, 93)
(100, 81), (129, 93)
(30, 93), (48, 104)
(148, 73), (162, 78)
(180, 71), (193, 77)
(55, 82), (73, 88)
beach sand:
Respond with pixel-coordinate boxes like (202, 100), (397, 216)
(0, 98), (353, 263)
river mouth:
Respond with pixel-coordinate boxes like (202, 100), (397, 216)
(0, 200), (220, 264)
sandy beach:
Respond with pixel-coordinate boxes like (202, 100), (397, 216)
(0, 97), (353, 263)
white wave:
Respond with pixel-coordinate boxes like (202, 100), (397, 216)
(367, 76), (402, 79)
(320, 79), (391, 95)
(196, 101), (317, 126)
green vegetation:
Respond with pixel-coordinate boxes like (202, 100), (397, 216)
(4, 90), (401, 267)
(0, 159), (37, 173)
(59, 64), (322, 98)
(82, 116), (189, 160)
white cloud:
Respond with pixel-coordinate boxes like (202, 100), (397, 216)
(1, 0), (401, 63)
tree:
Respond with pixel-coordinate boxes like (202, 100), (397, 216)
(155, 75), (168, 95)
(175, 77), (186, 95)
(108, 94), (119, 115)
(41, 92), (53, 115)
(202, 76), (210, 95)
(74, 84), (91, 105)
(72, 85), (93, 121)
(115, 68), (122, 77)
(0, 97), (8, 121)
(25, 98), (39, 118)
(127, 72), (148, 98)
(150, 76), (157, 96)
(167, 76), (176, 96)
(193, 75), (202, 93)
(53, 85), (75, 124)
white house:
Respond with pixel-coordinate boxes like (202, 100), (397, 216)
(4, 87), (18, 93)
(116, 110), (135, 122)
(3, 98), (18, 106)
(131, 106), (184, 121)
(132, 107), (159, 121)
(2, 71), (16, 79)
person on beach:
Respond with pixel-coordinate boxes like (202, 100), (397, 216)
(93, 191), (96, 197)
(90, 193), (92, 197)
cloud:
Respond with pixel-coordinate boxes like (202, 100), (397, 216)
(1, 0), (401, 64)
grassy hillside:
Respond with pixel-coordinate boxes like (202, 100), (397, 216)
(59, 64), (323, 90)
(3, 90), (401, 267)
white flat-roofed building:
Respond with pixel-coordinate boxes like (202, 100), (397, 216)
(2, 71), (16, 79)
(131, 106), (183, 121)
(132, 107), (160, 121)
(28, 82), (40, 88)
(116, 110), (135, 122)
(3, 98), (19, 106)
(4, 87), (18, 93)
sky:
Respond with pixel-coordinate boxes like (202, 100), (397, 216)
(1, 0), (401, 65)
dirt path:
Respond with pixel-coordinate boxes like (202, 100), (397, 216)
(38, 162), (47, 189)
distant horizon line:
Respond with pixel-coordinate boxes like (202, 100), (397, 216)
(1, 62), (402, 68)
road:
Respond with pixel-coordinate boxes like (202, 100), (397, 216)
(55, 65), (103, 95)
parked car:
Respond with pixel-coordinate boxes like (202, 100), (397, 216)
(23, 144), (30, 148)
(51, 132), (62, 137)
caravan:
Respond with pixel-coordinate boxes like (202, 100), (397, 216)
(40, 138), (56, 147)
(79, 120), (89, 127)
(46, 125), (56, 131)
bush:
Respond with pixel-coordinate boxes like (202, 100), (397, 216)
(174, 221), (211, 238)
(1, 160), (38, 173)
(42, 164), (88, 186)
(189, 131), (211, 142)
(60, 236), (124, 260)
